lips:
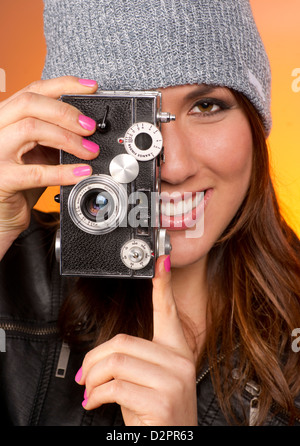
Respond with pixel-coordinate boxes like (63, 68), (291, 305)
(160, 189), (212, 230)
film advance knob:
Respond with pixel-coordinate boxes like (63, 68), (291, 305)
(55, 229), (61, 263)
(109, 154), (139, 183)
(156, 229), (172, 257)
(121, 239), (152, 270)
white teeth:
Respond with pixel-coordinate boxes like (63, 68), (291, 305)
(161, 193), (204, 217)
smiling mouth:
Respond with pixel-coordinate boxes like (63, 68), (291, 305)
(160, 189), (212, 230)
(160, 192), (204, 217)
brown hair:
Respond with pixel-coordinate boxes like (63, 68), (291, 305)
(58, 90), (300, 425)
(205, 91), (300, 424)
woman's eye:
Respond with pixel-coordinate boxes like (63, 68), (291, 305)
(190, 102), (221, 114)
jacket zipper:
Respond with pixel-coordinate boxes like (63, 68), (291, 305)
(196, 344), (240, 385)
(244, 380), (261, 426)
(196, 363), (215, 385)
(0, 321), (71, 379)
(199, 362), (300, 426)
(0, 321), (59, 337)
(197, 362), (261, 425)
(243, 378), (300, 425)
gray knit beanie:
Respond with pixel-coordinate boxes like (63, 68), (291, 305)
(42, 0), (272, 134)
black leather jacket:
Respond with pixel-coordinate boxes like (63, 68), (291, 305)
(0, 211), (299, 426)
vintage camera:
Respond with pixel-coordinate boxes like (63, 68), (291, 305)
(55, 91), (175, 278)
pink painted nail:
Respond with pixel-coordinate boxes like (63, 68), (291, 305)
(84, 388), (88, 399)
(82, 398), (88, 408)
(82, 138), (99, 153)
(73, 166), (92, 177)
(75, 367), (82, 383)
(78, 78), (97, 87)
(79, 114), (96, 131)
(164, 255), (171, 272)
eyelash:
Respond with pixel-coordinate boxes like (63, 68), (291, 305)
(189, 98), (230, 117)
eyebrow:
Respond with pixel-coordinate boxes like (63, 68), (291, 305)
(184, 84), (222, 101)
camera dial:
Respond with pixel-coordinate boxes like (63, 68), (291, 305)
(121, 239), (152, 270)
(109, 153), (139, 183)
(123, 122), (163, 161)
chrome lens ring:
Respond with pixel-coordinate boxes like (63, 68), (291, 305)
(68, 174), (128, 234)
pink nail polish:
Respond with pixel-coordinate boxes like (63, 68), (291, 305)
(84, 388), (88, 399)
(79, 114), (96, 131)
(75, 367), (82, 383)
(73, 166), (92, 177)
(82, 398), (88, 408)
(164, 255), (171, 272)
(82, 138), (99, 153)
(78, 78), (97, 87)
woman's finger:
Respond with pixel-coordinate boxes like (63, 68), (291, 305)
(152, 255), (192, 356)
(0, 76), (98, 111)
(77, 257), (195, 387)
(0, 89), (97, 137)
(0, 162), (92, 192)
(84, 353), (174, 398)
(82, 379), (157, 415)
(77, 333), (188, 386)
(0, 118), (99, 162)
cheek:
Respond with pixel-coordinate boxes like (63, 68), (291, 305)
(191, 114), (253, 183)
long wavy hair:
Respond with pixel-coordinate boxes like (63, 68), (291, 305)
(58, 90), (300, 425)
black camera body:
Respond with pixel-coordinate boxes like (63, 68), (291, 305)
(56, 91), (174, 278)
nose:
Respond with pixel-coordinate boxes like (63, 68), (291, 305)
(160, 121), (198, 186)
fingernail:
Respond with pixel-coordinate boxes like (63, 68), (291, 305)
(78, 78), (97, 87)
(79, 114), (96, 131)
(82, 138), (99, 153)
(73, 166), (92, 177)
(84, 388), (88, 399)
(75, 367), (82, 383)
(164, 255), (171, 272)
(82, 398), (88, 408)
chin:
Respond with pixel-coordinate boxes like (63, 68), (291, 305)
(167, 230), (209, 268)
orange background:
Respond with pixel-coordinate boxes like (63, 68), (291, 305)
(0, 0), (300, 235)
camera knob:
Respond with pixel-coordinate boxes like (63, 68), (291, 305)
(121, 239), (152, 270)
(54, 194), (60, 203)
(123, 122), (163, 161)
(55, 229), (61, 263)
(97, 105), (111, 133)
(109, 154), (139, 183)
(156, 229), (172, 257)
(156, 111), (176, 123)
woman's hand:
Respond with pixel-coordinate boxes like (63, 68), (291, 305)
(0, 76), (99, 258)
(75, 255), (198, 426)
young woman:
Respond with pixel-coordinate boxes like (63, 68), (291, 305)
(0, 0), (300, 426)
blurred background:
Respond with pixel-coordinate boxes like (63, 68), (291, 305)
(0, 0), (300, 235)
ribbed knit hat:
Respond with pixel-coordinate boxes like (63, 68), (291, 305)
(42, 0), (272, 134)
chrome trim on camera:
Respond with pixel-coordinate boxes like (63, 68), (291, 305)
(156, 229), (172, 258)
(109, 154), (139, 183)
(67, 174), (128, 235)
(120, 239), (152, 270)
(55, 229), (61, 263)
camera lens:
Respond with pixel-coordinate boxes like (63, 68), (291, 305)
(67, 175), (128, 235)
(134, 132), (153, 151)
(82, 189), (112, 222)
